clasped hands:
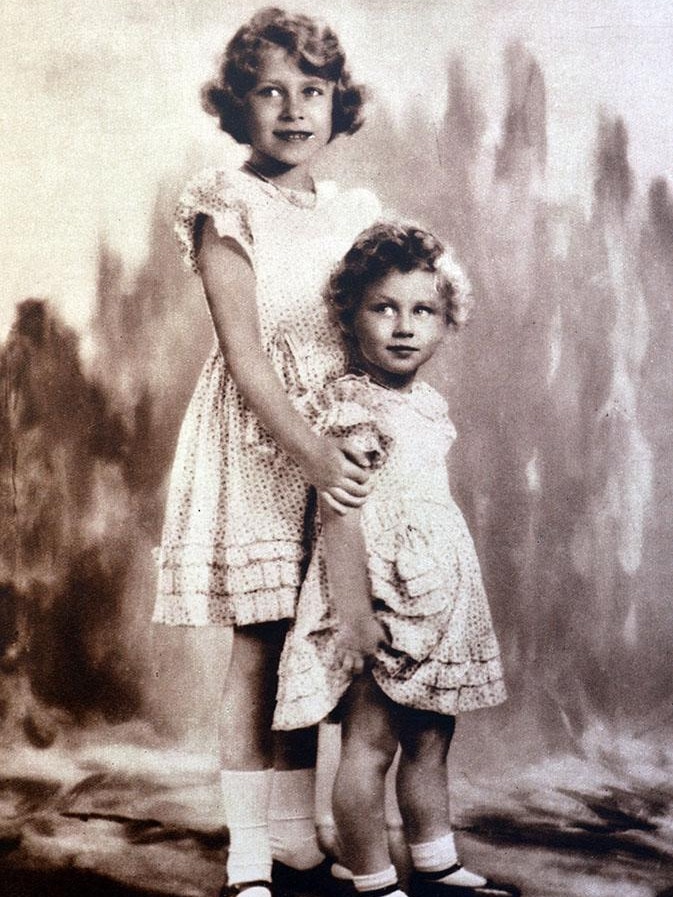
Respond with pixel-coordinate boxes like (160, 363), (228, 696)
(307, 437), (373, 515)
(337, 613), (387, 677)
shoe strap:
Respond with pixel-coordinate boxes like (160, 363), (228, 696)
(418, 863), (463, 880)
(358, 884), (402, 897)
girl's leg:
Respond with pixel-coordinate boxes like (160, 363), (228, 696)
(333, 675), (405, 896)
(396, 709), (486, 891)
(219, 621), (287, 768)
(270, 727), (326, 871)
(219, 621), (286, 893)
(396, 708), (455, 844)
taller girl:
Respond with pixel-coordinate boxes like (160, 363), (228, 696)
(153, 8), (380, 897)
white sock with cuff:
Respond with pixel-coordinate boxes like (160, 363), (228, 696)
(409, 832), (486, 888)
(352, 864), (406, 897)
(268, 768), (324, 870)
(220, 769), (273, 887)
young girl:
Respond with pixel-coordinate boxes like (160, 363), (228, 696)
(152, 9), (381, 897)
(274, 222), (519, 897)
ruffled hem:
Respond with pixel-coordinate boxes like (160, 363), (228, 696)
(273, 634), (350, 730)
(153, 539), (303, 626)
(375, 669), (507, 715)
(273, 628), (507, 729)
(152, 586), (297, 627)
(374, 633), (504, 688)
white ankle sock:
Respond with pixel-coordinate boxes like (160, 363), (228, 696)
(269, 768), (324, 870)
(220, 769), (273, 886)
(353, 864), (406, 897)
(409, 833), (486, 888)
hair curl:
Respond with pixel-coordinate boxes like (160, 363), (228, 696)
(201, 7), (365, 144)
(326, 220), (473, 338)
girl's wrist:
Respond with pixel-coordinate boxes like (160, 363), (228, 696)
(295, 432), (326, 480)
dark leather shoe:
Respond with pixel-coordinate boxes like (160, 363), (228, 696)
(272, 857), (353, 897)
(409, 865), (521, 897)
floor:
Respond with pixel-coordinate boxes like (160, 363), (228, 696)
(2, 729), (673, 897)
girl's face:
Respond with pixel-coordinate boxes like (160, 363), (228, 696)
(244, 46), (334, 183)
(353, 268), (448, 391)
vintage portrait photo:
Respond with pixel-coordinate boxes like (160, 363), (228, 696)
(1, 2), (672, 896)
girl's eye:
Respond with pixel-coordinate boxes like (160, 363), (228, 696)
(415, 306), (436, 317)
(257, 85), (282, 98)
(304, 86), (324, 97)
(372, 304), (394, 316)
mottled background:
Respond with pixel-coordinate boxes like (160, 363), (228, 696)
(2, 2), (673, 896)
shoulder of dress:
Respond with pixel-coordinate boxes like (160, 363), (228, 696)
(320, 181), (381, 214)
(327, 372), (377, 400)
(413, 381), (450, 420)
(347, 185), (381, 215)
(314, 374), (382, 415)
(350, 185), (381, 203)
(174, 168), (255, 272)
(178, 167), (251, 210)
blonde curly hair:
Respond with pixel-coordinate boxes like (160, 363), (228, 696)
(325, 220), (473, 337)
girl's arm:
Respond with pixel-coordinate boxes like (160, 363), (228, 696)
(198, 219), (370, 513)
(319, 496), (386, 674)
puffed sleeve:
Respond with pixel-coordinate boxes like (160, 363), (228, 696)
(345, 186), (382, 236)
(308, 376), (393, 470)
(174, 169), (254, 273)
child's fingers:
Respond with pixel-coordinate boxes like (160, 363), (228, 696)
(319, 490), (348, 515)
(342, 471), (371, 493)
(342, 483), (370, 508)
(342, 649), (364, 677)
(339, 467), (372, 498)
(341, 481), (370, 501)
(324, 486), (368, 509)
(341, 456), (371, 484)
(341, 447), (373, 474)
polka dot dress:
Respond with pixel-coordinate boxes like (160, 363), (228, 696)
(152, 169), (380, 627)
(274, 374), (507, 728)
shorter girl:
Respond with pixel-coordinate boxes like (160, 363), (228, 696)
(274, 223), (519, 897)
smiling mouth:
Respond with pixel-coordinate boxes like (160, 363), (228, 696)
(273, 130), (315, 142)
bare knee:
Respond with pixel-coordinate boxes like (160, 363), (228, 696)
(341, 726), (398, 779)
(339, 678), (399, 778)
(398, 710), (455, 768)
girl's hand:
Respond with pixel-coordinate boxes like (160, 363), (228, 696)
(337, 614), (387, 677)
(303, 437), (371, 515)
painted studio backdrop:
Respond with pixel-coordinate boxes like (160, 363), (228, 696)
(2, 2), (673, 896)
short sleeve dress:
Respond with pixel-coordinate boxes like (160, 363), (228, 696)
(273, 374), (507, 729)
(152, 168), (380, 627)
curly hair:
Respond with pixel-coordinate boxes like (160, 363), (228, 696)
(201, 7), (365, 144)
(326, 221), (473, 339)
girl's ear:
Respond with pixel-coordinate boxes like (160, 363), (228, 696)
(334, 311), (353, 336)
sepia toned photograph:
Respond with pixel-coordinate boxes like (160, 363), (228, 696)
(1, 2), (672, 896)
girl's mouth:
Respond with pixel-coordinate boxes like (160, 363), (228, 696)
(273, 130), (314, 142)
(387, 346), (419, 356)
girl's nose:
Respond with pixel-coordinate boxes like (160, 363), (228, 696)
(393, 313), (414, 336)
(281, 91), (304, 120)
